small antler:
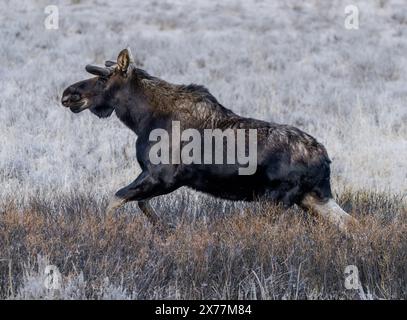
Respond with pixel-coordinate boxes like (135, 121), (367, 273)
(85, 64), (113, 77)
(105, 60), (117, 67)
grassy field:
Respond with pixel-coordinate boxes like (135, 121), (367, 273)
(1, 190), (406, 299)
(0, 0), (406, 299)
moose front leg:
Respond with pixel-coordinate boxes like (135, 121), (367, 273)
(107, 197), (160, 226)
(137, 200), (160, 225)
(106, 171), (176, 226)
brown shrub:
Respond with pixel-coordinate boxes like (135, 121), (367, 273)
(0, 190), (406, 299)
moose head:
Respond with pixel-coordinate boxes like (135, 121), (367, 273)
(61, 48), (134, 118)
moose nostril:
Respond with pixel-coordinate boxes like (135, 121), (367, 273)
(71, 94), (81, 102)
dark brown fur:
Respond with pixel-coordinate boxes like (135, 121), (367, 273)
(61, 49), (353, 230)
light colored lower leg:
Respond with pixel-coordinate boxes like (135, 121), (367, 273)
(301, 194), (357, 232)
(106, 195), (127, 215)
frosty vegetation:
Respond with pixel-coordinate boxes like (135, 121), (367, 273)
(0, 0), (406, 299)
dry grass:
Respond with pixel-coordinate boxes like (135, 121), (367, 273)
(0, 190), (406, 300)
(1, 0), (406, 300)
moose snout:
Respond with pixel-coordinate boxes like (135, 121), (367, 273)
(61, 89), (81, 107)
(61, 95), (69, 106)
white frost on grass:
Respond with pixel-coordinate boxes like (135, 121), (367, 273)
(0, 0), (406, 206)
(14, 255), (133, 300)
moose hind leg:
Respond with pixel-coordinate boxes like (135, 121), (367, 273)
(301, 193), (357, 232)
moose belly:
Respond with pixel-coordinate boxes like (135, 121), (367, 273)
(185, 167), (269, 201)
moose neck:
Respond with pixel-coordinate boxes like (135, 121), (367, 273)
(113, 71), (159, 136)
(113, 92), (152, 136)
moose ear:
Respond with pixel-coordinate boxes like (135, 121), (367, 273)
(117, 48), (134, 73)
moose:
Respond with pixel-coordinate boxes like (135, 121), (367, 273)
(61, 48), (355, 231)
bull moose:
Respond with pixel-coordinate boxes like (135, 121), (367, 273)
(61, 48), (355, 231)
